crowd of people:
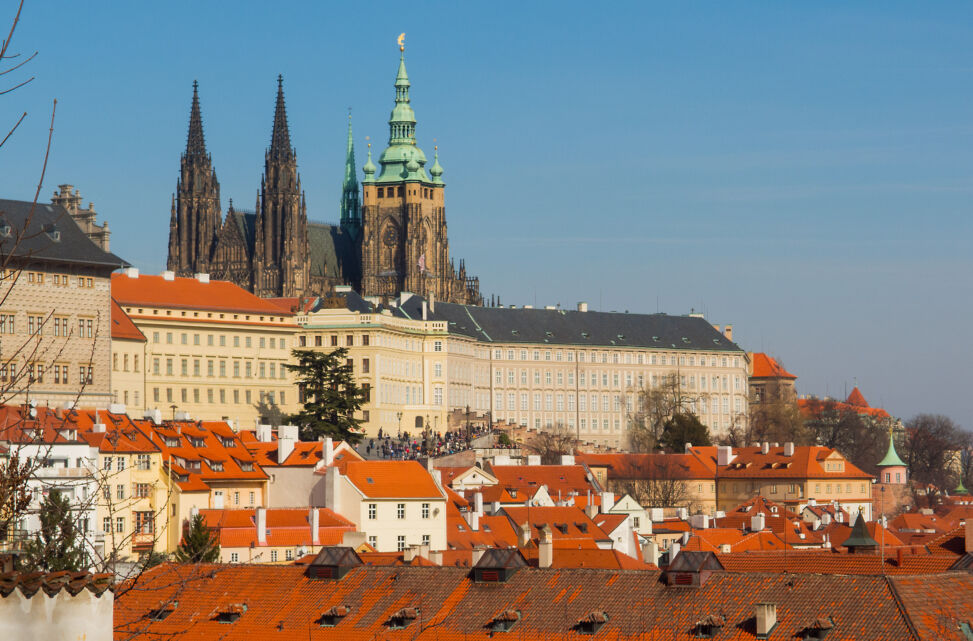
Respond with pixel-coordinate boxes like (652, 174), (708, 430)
(360, 424), (496, 460)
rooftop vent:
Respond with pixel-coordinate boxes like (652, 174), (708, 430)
(194, 273), (210, 283)
(577, 302), (588, 312)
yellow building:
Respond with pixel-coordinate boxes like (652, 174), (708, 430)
(111, 269), (299, 426)
(110, 299), (147, 411)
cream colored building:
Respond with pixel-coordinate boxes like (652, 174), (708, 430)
(297, 291), (749, 446)
(111, 269), (299, 426)
(109, 300), (146, 410)
(0, 197), (127, 408)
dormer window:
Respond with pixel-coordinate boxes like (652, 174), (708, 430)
(317, 605), (352, 627)
(0, 219), (11, 237)
(801, 617), (834, 640)
(693, 614), (725, 638)
(388, 608), (419, 630)
(147, 602), (177, 621)
(212, 604), (246, 624)
(209, 461), (224, 472)
(239, 461), (253, 472)
(577, 612), (609, 635)
(489, 610), (521, 633)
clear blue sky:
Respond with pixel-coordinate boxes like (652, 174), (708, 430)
(4, 2), (972, 426)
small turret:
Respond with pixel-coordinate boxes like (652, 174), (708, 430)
(429, 146), (444, 184)
(363, 141), (376, 182)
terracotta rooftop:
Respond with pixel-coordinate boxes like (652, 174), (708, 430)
(341, 460), (444, 500)
(0, 571), (113, 598)
(111, 272), (295, 317)
(110, 298), (146, 341)
(115, 562), (972, 640)
(200, 508), (355, 550)
(750, 352), (797, 379)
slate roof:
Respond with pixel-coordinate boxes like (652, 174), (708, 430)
(0, 198), (127, 268)
(308, 222), (356, 280)
(114, 563), (965, 640)
(394, 296), (743, 351)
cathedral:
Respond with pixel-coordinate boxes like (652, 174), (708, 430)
(166, 47), (481, 305)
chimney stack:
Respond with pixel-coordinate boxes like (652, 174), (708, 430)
(428, 291), (435, 314)
(323, 437), (334, 466)
(641, 540), (659, 566)
(966, 518), (973, 554)
(751, 512), (766, 532)
(473, 492), (484, 516)
(277, 424), (298, 464)
(472, 546), (486, 566)
(577, 302), (588, 312)
(465, 510), (480, 531)
(600, 491), (614, 514)
(517, 522), (531, 547)
(684, 442), (693, 454)
(256, 424), (272, 442)
(256, 507), (267, 545)
(538, 526), (554, 568)
(755, 603), (777, 637)
(527, 454), (541, 466)
(669, 541), (681, 564)
(784, 442), (794, 456)
(310, 508), (320, 545)
(723, 324), (733, 341)
(761, 442), (770, 455)
(717, 445), (735, 466)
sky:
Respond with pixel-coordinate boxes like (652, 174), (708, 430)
(3, 2), (972, 427)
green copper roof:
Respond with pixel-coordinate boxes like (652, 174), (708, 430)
(339, 114), (361, 231)
(377, 48), (430, 183)
(429, 146), (444, 184)
(877, 432), (906, 467)
(843, 512), (878, 550)
(956, 478), (969, 495)
(362, 143), (377, 181)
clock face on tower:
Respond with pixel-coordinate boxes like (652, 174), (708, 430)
(383, 227), (398, 247)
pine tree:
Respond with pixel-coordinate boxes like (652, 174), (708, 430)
(22, 491), (86, 572)
(660, 413), (712, 452)
(175, 513), (220, 563)
(284, 348), (368, 443)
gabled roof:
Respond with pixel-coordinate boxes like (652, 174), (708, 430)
(578, 452), (716, 480)
(0, 198), (127, 268)
(342, 460), (444, 499)
(500, 506), (611, 544)
(110, 298), (146, 341)
(750, 353), (797, 379)
(846, 386), (869, 407)
(698, 445), (873, 480)
(487, 464), (601, 499)
(111, 272), (295, 317)
(201, 508), (355, 549)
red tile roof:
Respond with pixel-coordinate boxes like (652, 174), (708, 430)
(342, 460), (444, 499)
(111, 272), (294, 317)
(110, 298), (146, 341)
(846, 386), (869, 407)
(577, 453), (716, 480)
(718, 549), (960, 575)
(116, 562), (958, 640)
(695, 445), (873, 480)
(500, 506), (611, 545)
(487, 464), (601, 499)
(750, 352), (796, 379)
(200, 508), (354, 549)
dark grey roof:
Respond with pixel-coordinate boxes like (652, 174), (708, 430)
(230, 210), (257, 252)
(308, 222), (355, 280)
(0, 199), (128, 268)
(308, 546), (363, 568)
(668, 550), (724, 573)
(395, 298), (742, 352)
(475, 548), (528, 569)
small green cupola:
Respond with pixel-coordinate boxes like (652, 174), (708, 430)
(429, 145), (444, 184)
(377, 37), (429, 182)
(362, 140), (377, 183)
(956, 477), (969, 496)
(843, 511), (878, 554)
(877, 430), (906, 468)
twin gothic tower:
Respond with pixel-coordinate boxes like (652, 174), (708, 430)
(167, 48), (481, 305)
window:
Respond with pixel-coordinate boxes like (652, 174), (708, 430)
(421, 503), (430, 519)
(368, 535), (377, 547)
(368, 503), (377, 519)
(397, 503), (405, 519)
(433, 341), (443, 352)
(116, 517), (125, 533)
(422, 534), (430, 546)
(271, 550), (278, 562)
(397, 535), (406, 551)
(230, 552), (239, 563)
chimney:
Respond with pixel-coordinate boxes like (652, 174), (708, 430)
(473, 492), (484, 516)
(677, 507), (689, 521)
(403, 544), (420, 563)
(277, 424), (298, 464)
(720, 543), (731, 554)
(966, 519), (973, 554)
(421, 300), (428, 321)
(161, 270), (175, 281)
(723, 325), (733, 341)
(822, 512), (832, 526)
(585, 504), (599, 520)
(341, 531), (366, 549)
(310, 508), (320, 545)
(194, 273), (210, 283)
(669, 541), (681, 563)
(122, 267), (139, 278)
(538, 526), (554, 568)
(560, 454), (575, 465)
(256, 424), (272, 442)
(689, 514), (709, 529)
(751, 512), (766, 532)
(324, 466), (341, 514)
(428, 291), (435, 314)
(783, 442), (794, 457)
(429, 550), (443, 565)
(717, 445), (735, 466)
(527, 454), (541, 466)
(755, 603), (777, 637)
(93, 420), (106, 433)
(323, 437), (334, 466)
(517, 522), (531, 547)
(466, 510), (480, 531)
(600, 491), (614, 514)
(256, 507), (267, 545)
(684, 442), (693, 454)
(641, 540), (659, 566)
(577, 302), (588, 312)
(761, 442), (770, 455)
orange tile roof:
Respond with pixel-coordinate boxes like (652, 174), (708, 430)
(116, 562), (958, 639)
(111, 272), (294, 316)
(500, 506), (611, 544)
(110, 298), (146, 341)
(798, 396), (892, 420)
(342, 460), (444, 499)
(200, 508), (354, 549)
(717, 549), (960, 575)
(846, 386), (869, 407)
(487, 464), (601, 499)
(750, 352), (796, 379)
(577, 452), (716, 480)
(695, 445), (873, 480)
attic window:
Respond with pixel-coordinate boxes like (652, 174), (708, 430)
(511, 329), (519, 335)
(213, 604), (247, 624)
(318, 605), (352, 627)
(712, 339), (721, 344)
(147, 603), (177, 621)
(576, 522), (588, 533)
(801, 616), (835, 640)
(0, 220), (10, 237)
(209, 461), (224, 472)
(490, 610), (521, 633)
(577, 611), (609, 635)
(694, 614), (725, 638)
(42, 223), (61, 242)
(581, 332), (590, 339)
(240, 461), (254, 472)
(388, 608), (419, 630)
(617, 334), (625, 340)
(682, 337), (691, 343)
(555, 523), (568, 535)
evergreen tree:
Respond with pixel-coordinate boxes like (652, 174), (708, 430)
(22, 491), (86, 572)
(659, 413), (712, 452)
(175, 513), (220, 563)
(284, 348), (368, 443)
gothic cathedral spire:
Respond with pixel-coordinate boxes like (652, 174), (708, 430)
(340, 113), (361, 238)
(253, 75), (308, 297)
(167, 80), (221, 277)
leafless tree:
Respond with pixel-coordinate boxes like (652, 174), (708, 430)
(627, 372), (700, 452)
(903, 414), (970, 499)
(609, 455), (697, 510)
(727, 393), (810, 448)
(526, 423), (577, 464)
(801, 397), (886, 474)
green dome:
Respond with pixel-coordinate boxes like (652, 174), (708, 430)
(429, 147), (444, 183)
(362, 145), (377, 182)
(376, 47), (431, 183)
